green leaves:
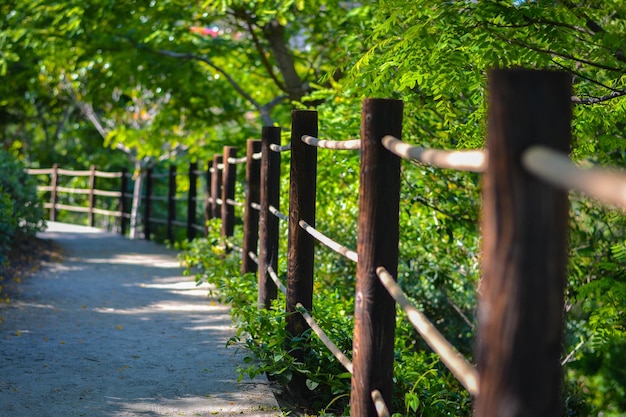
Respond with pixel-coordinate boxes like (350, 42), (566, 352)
(0, 150), (46, 261)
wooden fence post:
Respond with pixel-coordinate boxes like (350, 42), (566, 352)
(258, 127), (281, 309)
(286, 110), (318, 399)
(211, 155), (223, 220)
(204, 160), (213, 234)
(50, 163), (59, 221)
(167, 165), (176, 242)
(221, 147), (237, 238)
(475, 70), (571, 417)
(242, 140), (262, 275)
(144, 168), (153, 241)
(187, 161), (198, 241)
(88, 165), (97, 227)
(120, 168), (128, 235)
(350, 98), (403, 417)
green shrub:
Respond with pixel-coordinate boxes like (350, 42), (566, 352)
(0, 150), (46, 261)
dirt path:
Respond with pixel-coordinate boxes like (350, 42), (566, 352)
(0, 222), (281, 417)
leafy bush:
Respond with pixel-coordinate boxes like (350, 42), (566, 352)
(0, 150), (46, 261)
(181, 151), (477, 416)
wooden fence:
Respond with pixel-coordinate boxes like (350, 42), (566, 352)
(26, 165), (130, 233)
(26, 69), (626, 417)
(27, 161), (224, 242)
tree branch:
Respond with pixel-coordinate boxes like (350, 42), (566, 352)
(52, 105), (74, 142)
(238, 10), (288, 93)
(64, 86), (110, 139)
(571, 89), (626, 105)
(263, 20), (308, 101)
(155, 48), (264, 111)
(491, 30), (625, 73)
(551, 59), (620, 92)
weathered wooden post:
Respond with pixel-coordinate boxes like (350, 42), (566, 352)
(187, 161), (198, 241)
(475, 69), (571, 417)
(286, 110), (318, 399)
(203, 160), (213, 236)
(242, 140), (262, 275)
(144, 168), (153, 240)
(258, 127), (281, 309)
(88, 165), (97, 227)
(167, 165), (176, 242)
(211, 155), (223, 220)
(221, 147), (237, 238)
(350, 98), (403, 417)
(120, 168), (128, 235)
(50, 163), (59, 221)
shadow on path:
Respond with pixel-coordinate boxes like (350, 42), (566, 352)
(0, 222), (281, 417)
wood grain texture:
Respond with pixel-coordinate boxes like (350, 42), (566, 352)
(258, 127), (281, 309)
(350, 98), (403, 417)
(242, 140), (262, 275)
(286, 110), (318, 399)
(476, 69), (571, 417)
(221, 146), (237, 238)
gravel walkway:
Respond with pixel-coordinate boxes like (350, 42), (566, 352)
(0, 222), (281, 417)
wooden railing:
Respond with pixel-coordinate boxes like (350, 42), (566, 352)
(26, 165), (130, 234)
(193, 69), (626, 417)
(27, 69), (626, 417)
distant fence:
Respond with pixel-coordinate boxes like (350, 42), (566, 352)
(27, 158), (238, 241)
(28, 69), (626, 417)
(26, 165), (130, 233)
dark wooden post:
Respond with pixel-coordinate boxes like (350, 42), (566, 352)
(286, 110), (318, 399)
(167, 165), (176, 242)
(144, 168), (153, 241)
(187, 161), (198, 241)
(221, 147), (237, 238)
(475, 70), (571, 417)
(88, 165), (97, 227)
(211, 155), (223, 220)
(120, 168), (128, 235)
(258, 127), (281, 309)
(204, 160), (213, 234)
(50, 163), (59, 221)
(242, 140), (262, 275)
(350, 98), (403, 417)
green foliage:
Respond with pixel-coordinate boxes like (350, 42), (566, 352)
(0, 150), (46, 261)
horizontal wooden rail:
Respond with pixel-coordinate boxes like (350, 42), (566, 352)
(54, 186), (91, 195)
(266, 265), (287, 295)
(301, 135), (361, 150)
(296, 302), (354, 374)
(298, 219), (358, 262)
(92, 207), (122, 217)
(93, 189), (123, 198)
(56, 168), (92, 176)
(26, 168), (53, 175)
(48, 203), (88, 214)
(382, 135), (487, 172)
(270, 143), (291, 152)
(523, 145), (626, 210)
(376, 266), (479, 395)
(269, 205), (288, 221)
(371, 390), (390, 417)
(93, 170), (124, 178)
